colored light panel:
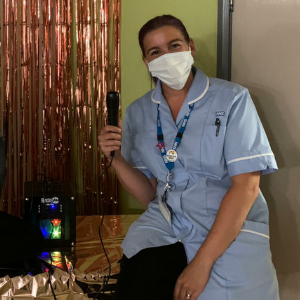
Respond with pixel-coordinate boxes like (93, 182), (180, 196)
(40, 219), (62, 240)
(52, 219), (61, 226)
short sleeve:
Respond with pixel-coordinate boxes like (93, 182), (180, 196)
(121, 110), (156, 179)
(224, 88), (278, 177)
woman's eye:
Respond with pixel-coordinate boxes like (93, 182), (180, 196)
(150, 50), (159, 56)
(171, 43), (181, 49)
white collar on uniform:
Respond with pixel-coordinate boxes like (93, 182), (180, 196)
(151, 68), (210, 105)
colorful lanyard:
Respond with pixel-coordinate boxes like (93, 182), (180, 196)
(156, 103), (194, 180)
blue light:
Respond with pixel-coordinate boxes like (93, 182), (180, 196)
(41, 227), (48, 238)
(51, 204), (55, 209)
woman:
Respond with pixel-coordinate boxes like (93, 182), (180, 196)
(99, 15), (279, 300)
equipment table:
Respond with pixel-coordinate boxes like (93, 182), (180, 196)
(0, 214), (140, 299)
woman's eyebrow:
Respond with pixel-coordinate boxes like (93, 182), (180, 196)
(167, 38), (183, 45)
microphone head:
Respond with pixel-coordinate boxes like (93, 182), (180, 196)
(106, 91), (119, 101)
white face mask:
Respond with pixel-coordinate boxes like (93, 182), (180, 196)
(147, 50), (194, 90)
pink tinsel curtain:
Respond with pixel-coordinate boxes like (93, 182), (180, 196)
(0, 0), (120, 216)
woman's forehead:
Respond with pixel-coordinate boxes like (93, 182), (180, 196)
(143, 26), (185, 49)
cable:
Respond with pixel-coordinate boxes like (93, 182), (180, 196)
(28, 174), (47, 218)
(105, 157), (113, 171)
(39, 255), (57, 300)
(47, 223), (57, 300)
(39, 173), (57, 300)
(94, 156), (114, 299)
(48, 271), (57, 300)
(47, 199), (61, 299)
(99, 192), (112, 296)
(36, 174), (47, 181)
(47, 252), (58, 300)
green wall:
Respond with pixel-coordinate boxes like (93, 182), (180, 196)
(120, 0), (218, 213)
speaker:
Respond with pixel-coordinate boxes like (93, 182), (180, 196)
(23, 181), (76, 248)
(0, 211), (44, 266)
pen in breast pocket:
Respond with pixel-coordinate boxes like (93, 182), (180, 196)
(215, 118), (221, 137)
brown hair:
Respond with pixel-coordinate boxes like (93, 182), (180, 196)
(138, 15), (190, 57)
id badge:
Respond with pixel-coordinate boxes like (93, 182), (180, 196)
(158, 196), (172, 227)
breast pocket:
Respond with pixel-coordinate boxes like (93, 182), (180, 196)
(200, 125), (227, 179)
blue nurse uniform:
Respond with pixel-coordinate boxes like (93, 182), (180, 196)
(121, 68), (279, 300)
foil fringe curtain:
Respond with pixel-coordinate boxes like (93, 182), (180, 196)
(0, 0), (120, 216)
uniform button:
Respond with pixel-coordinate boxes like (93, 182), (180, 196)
(169, 182), (176, 191)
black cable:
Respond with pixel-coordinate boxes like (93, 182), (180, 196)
(38, 255), (57, 300)
(94, 156), (113, 299)
(39, 173), (57, 300)
(47, 222), (57, 300)
(48, 272), (57, 300)
(99, 192), (112, 296)
(29, 174), (47, 218)
(46, 177), (56, 193)
(36, 174), (47, 181)
(105, 157), (113, 173)
(47, 253), (58, 300)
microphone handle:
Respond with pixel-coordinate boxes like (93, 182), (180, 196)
(106, 91), (119, 158)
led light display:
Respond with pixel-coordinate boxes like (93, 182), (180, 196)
(40, 219), (62, 240)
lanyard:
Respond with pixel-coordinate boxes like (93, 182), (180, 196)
(156, 103), (194, 185)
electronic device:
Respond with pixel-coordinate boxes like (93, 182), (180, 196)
(23, 180), (76, 249)
(106, 91), (120, 157)
(0, 211), (44, 266)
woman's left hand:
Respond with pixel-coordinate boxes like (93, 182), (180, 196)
(173, 257), (212, 300)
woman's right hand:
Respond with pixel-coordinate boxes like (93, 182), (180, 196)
(99, 122), (157, 205)
(99, 125), (122, 160)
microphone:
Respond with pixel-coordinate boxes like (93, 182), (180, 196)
(106, 91), (119, 157)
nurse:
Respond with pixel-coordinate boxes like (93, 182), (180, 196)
(99, 15), (279, 300)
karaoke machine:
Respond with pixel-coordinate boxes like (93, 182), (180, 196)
(23, 180), (76, 249)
